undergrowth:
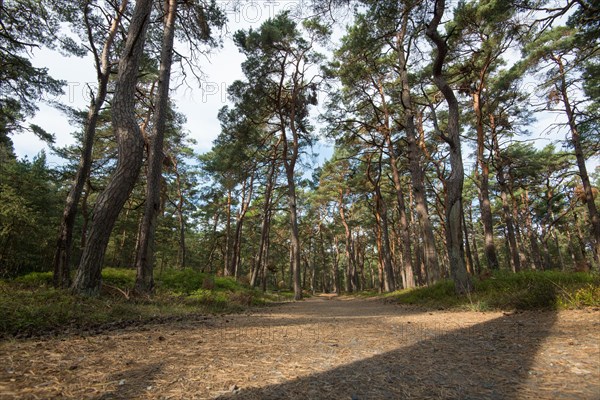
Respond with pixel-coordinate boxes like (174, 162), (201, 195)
(0, 268), (285, 339)
(385, 270), (600, 311)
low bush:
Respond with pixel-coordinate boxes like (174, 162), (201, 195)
(0, 267), (278, 338)
(387, 270), (600, 310)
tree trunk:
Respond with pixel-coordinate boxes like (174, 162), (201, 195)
(400, 43), (441, 285)
(522, 189), (543, 270)
(374, 60), (416, 289)
(462, 206), (474, 275)
(500, 183), (520, 272)
(224, 188), (232, 276)
(473, 90), (499, 270)
(317, 217), (330, 293)
(374, 225), (385, 293)
(134, 0), (178, 295)
(492, 124), (520, 272)
(79, 179), (92, 256)
(554, 54), (600, 266)
(173, 159), (186, 269)
(408, 188), (425, 285)
(467, 204), (482, 274)
(510, 190), (528, 269)
(332, 236), (340, 295)
(338, 191), (356, 292)
(261, 218), (271, 292)
(250, 159), (276, 287)
(72, 0), (152, 296)
(230, 174), (254, 279)
(53, 0), (128, 288)
(379, 194), (396, 292)
(285, 166), (302, 300)
(276, 45), (303, 299)
(426, 0), (472, 294)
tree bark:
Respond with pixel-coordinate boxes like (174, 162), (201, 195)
(285, 165), (302, 300)
(473, 86), (499, 271)
(377, 60), (415, 288)
(468, 204), (482, 274)
(338, 190), (357, 292)
(492, 119), (520, 272)
(134, 0), (178, 295)
(499, 181), (521, 272)
(224, 188), (232, 276)
(230, 173), (254, 278)
(554, 53), (600, 266)
(250, 157), (277, 287)
(53, 0), (128, 288)
(72, 0), (153, 296)
(400, 37), (441, 285)
(173, 158), (186, 269)
(522, 189), (543, 270)
(462, 206), (474, 275)
(367, 154), (396, 292)
(332, 236), (341, 294)
(426, 0), (472, 294)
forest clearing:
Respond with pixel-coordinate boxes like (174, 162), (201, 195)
(1, 295), (599, 399)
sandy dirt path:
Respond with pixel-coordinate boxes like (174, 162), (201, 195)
(1, 295), (599, 399)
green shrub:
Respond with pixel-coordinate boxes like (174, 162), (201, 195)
(102, 268), (136, 288)
(13, 271), (53, 286)
(214, 276), (242, 291)
(0, 268), (278, 338)
(387, 270), (600, 310)
(156, 268), (207, 293)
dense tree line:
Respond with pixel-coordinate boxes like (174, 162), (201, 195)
(0, 0), (598, 297)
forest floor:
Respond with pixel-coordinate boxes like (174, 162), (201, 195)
(0, 295), (599, 400)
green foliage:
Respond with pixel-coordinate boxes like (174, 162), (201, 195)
(386, 271), (600, 310)
(101, 268), (136, 288)
(0, 267), (277, 338)
(0, 0), (65, 145)
(13, 271), (53, 286)
(214, 276), (242, 291)
(155, 268), (208, 294)
(0, 152), (62, 277)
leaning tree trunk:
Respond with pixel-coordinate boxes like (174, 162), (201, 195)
(72, 0), (153, 296)
(53, 0), (128, 288)
(134, 0), (178, 295)
(426, 0), (472, 294)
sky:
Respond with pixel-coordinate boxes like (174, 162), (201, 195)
(13, 0), (598, 174)
(16, 0), (330, 168)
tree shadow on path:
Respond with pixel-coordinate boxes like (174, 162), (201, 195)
(217, 311), (563, 400)
(93, 362), (163, 400)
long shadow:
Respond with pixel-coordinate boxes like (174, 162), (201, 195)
(93, 362), (163, 400)
(217, 311), (560, 400)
